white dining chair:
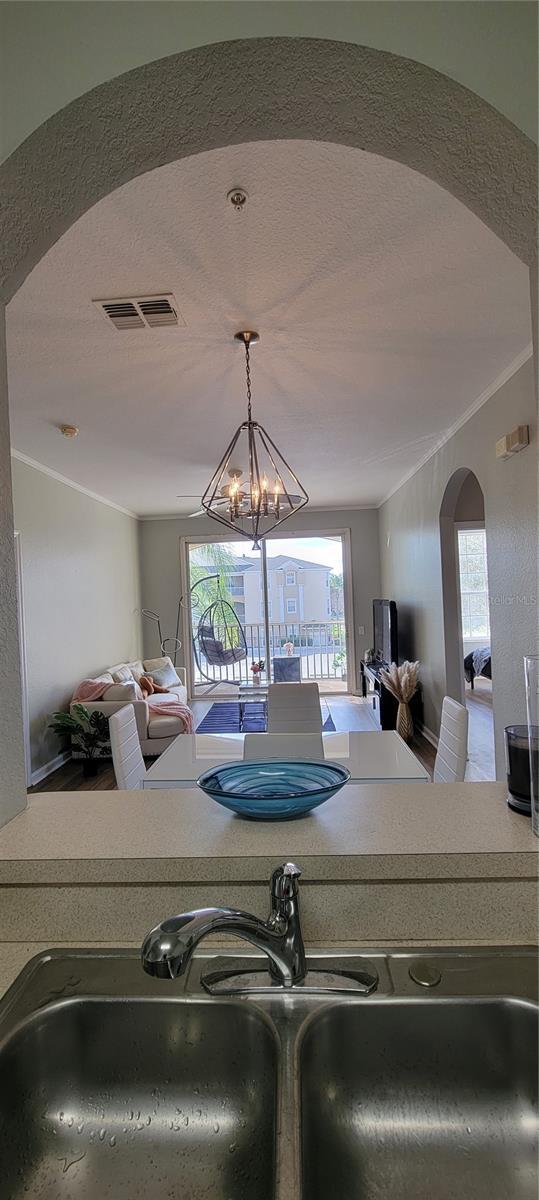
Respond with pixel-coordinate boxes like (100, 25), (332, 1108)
(433, 696), (469, 783)
(243, 732), (325, 760)
(109, 705), (147, 790)
(267, 682), (323, 734)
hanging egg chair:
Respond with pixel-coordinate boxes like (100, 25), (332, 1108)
(192, 584), (248, 684)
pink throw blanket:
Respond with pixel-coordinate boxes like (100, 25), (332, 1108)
(72, 680), (194, 734)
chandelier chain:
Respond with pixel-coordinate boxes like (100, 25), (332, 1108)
(245, 339), (252, 422)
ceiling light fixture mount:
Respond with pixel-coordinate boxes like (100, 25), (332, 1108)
(200, 331), (308, 550)
(59, 424), (79, 438)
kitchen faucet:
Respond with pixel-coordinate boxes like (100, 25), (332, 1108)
(141, 861), (306, 987)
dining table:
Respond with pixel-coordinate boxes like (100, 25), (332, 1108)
(142, 729), (430, 788)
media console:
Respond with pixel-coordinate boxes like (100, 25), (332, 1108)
(360, 660), (423, 733)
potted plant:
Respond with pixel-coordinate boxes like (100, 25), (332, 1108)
(250, 660), (265, 685)
(49, 704), (110, 777)
(332, 650), (347, 680)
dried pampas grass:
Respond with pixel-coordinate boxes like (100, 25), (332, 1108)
(380, 660), (420, 703)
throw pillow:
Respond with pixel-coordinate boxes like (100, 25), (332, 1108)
(127, 660), (145, 682)
(103, 681), (143, 701)
(143, 656), (181, 688)
(112, 665), (134, 684)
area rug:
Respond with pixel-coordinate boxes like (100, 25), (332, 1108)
(196, 701), (336, 734)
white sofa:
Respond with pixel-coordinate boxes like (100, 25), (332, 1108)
(71, 658), (189, 756)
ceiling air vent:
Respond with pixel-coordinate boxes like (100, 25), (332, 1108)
(94, 294), (184, 331)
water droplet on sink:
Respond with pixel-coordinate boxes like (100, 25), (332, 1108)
(59, 1153), (86, 1174)
(98, 1129), (106, 1142)
(213, 1122), (220, 1133)
(229, 1143), (237, 1154)
(109, 1135), (116, 1148)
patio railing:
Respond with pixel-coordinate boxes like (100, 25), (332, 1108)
(193, 619), (347, 687)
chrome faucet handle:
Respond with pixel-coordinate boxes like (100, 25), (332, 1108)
(271, 862), (302, 902)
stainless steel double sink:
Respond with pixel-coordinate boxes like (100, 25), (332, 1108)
(0, 947), (537, 1199)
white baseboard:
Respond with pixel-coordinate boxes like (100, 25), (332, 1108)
(419, 724), (439, 749)
(30, 751), (71, 787)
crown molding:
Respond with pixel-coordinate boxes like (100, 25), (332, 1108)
(377, 344), (533, 508)
(10, 450), (138, 518)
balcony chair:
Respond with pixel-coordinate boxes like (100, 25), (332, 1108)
(192, 594), (248, 685)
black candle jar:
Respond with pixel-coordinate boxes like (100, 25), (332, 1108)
(504, 725), (539, 816)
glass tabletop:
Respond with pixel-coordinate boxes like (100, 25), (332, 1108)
(142, 730), (429, 787)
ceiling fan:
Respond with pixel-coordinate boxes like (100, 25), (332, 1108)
(178, 467), (303, 519)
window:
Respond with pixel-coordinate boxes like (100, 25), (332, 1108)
(286, 598), (297, 615)
(285, 571), (296, 585)
(458, 529), (490, 640)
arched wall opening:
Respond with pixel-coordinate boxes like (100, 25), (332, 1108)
(0, 37), (536, 820)
(440, 468), (496, 781)
(440, 469), (487, 706)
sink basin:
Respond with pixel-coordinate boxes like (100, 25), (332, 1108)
(0, 947), (536, 1199)
(0, 997), (277, 1199)
(300, 998), (538, 1200)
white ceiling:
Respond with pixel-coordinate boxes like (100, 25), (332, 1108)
(7, 140), (531, 516)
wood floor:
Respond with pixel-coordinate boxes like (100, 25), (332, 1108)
(465, 677), (495, 781)
(29, 694), (437, 793)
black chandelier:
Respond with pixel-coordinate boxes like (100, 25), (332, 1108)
(201, 331), (309, 549)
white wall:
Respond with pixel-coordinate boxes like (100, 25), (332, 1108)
(379, 359), (537, 776)
(0, 1), (536, 162)
(138, 509), (381, 693)
(11, 459), (142, 777)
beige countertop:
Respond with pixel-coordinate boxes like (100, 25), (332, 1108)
(0, 782), (536, 884)
(0, 784), (536, 996)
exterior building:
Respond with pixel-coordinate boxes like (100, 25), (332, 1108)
(196, 554), (343, 627)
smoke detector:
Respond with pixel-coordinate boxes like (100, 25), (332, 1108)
(59, 424), (79, 438)
(94, 293), (184, 331)
(227, 188), (248, 212)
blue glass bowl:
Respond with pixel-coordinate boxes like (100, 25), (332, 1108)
(196, 759), (350, 820)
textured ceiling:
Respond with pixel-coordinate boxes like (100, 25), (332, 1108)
(7, 140), (531, 515)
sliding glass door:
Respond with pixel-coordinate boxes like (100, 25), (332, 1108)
(264, 535), (348, 691)
(186, 540), (266, 695)
(184, 532), (351, 697)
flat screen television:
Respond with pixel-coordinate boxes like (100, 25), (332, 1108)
(373, 599), (398, 666)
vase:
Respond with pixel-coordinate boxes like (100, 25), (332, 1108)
(82, 759), (99, 778)
(396, 702), (413, 742)
(524, 655), (539, 837)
